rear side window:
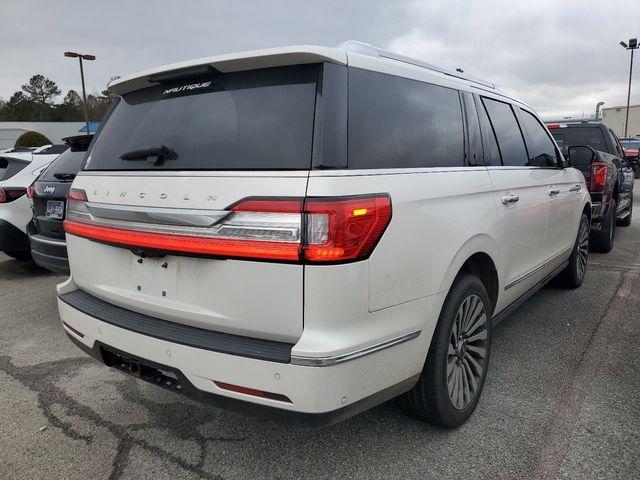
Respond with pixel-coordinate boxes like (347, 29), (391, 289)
(482, 98), (528, 167)
(519, 110), (559, 167)
(85, 65), (318, 171)
(610, 130), (625, 158)
(475, 96), (501, 166)
(0, 157), (28, 181)
(461, 92), (483, 166)
(550, 127), (607, 155)
(348, 68), (464, 169)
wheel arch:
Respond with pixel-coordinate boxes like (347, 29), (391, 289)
(582, 201), (591, 222)
(439, 235), (500, 316)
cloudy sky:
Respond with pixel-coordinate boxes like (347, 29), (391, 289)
(1, 0), (639, 118)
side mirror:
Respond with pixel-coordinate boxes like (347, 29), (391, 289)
(567, 145), (597, 167)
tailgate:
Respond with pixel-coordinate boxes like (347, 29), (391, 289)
(66, 173), (308, 343)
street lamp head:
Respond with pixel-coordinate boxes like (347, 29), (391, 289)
(629, 38), (638, 49)
(64, 51), (95, 60)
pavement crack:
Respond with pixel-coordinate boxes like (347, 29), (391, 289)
(0, 355), (225, 479)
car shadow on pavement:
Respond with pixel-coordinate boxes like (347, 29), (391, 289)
(0, 258), (60, 280)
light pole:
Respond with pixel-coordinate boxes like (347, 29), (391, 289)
(619, 38), (638, 138)
(64, 51), (96, 134)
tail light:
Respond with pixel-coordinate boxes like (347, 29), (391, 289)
(0, 187), (27, 203)
(303, 196), (392, 262)
(26, 185), (35, 199)
(590, 161), (608, 193)
(64, 190), (392, 264)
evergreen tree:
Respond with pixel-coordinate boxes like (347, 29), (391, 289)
(21, 75), (61, 105)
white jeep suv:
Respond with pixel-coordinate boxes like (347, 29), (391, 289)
(0, 146), (63, 259)
(57, 42), (591, 427)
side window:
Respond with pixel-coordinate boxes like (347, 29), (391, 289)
(348, 68), (464, 169)
(474, 95), (501, 166)
(519, 109), (560, 168)
(461, 92), (484, 166)
(482, 97), (529, 167)
(610, 130), (624, 158)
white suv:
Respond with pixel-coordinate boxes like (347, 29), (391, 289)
(57, 42), (591, 427)
(0, 146), (62, 259)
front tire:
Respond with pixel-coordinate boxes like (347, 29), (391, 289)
(399, 274), (491, 428)
(557, 213), (589, 289)
(591, 199), (616, 253)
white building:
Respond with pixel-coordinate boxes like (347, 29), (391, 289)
(0, 122), (98, 149)
(601, 105), (640, 139)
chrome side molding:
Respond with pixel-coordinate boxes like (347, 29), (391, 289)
(504, 247), (572, 290)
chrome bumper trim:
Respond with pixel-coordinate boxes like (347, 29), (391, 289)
(29, 233), (67, 247)
(290, 330), (421, 367)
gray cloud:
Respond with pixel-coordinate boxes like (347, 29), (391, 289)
(0, 0), (638, 118)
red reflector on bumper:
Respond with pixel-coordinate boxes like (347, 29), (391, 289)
(213, 381), (292, 403)
(62, 321), (85, 338)
(63, 219), (301, 261)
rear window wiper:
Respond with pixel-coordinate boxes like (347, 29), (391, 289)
(119, 145), (177, 165)
(54, 172), (76, 180)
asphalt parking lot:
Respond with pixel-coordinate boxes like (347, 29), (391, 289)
(1, 187), (639, 480)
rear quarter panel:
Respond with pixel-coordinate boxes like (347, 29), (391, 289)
(302, 167), (498, 357)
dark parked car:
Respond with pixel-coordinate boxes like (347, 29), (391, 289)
(548, 121), (634, 252)
(620, 138), (640, 178)
(27, 135), (92, 273)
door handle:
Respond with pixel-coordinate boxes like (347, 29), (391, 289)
(501, 194), (520, 205)
(548, 188), (560, 196)
(569, 184), (582, 192)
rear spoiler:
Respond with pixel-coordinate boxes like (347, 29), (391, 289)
(108, 45), (348, 96)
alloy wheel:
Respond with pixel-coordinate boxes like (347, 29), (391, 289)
(447, 294), (488, 410)
(577, 220), (589, 280)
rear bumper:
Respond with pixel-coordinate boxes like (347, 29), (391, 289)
(57, 282), (428, 424)
(0, 219), (29, 252)
(28, 232), (69, 274)
(64, 331), (418, 426)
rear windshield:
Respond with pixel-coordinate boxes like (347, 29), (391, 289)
(550, 127), (607, 154)
(40, 148), (87, 181)
(85, 65), (318, 171)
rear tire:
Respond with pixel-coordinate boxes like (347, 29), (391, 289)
(617, 199), (633, 227)
(3, 250), (32, 261)
(556, 213), (589, 289)
(591, 199), (616, 253)
(633, 165), (640, 179)
(399, 274), (491, 428)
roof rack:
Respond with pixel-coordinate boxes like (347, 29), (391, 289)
(336, 40), (498, 91)
(542, 117), (600, 124)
